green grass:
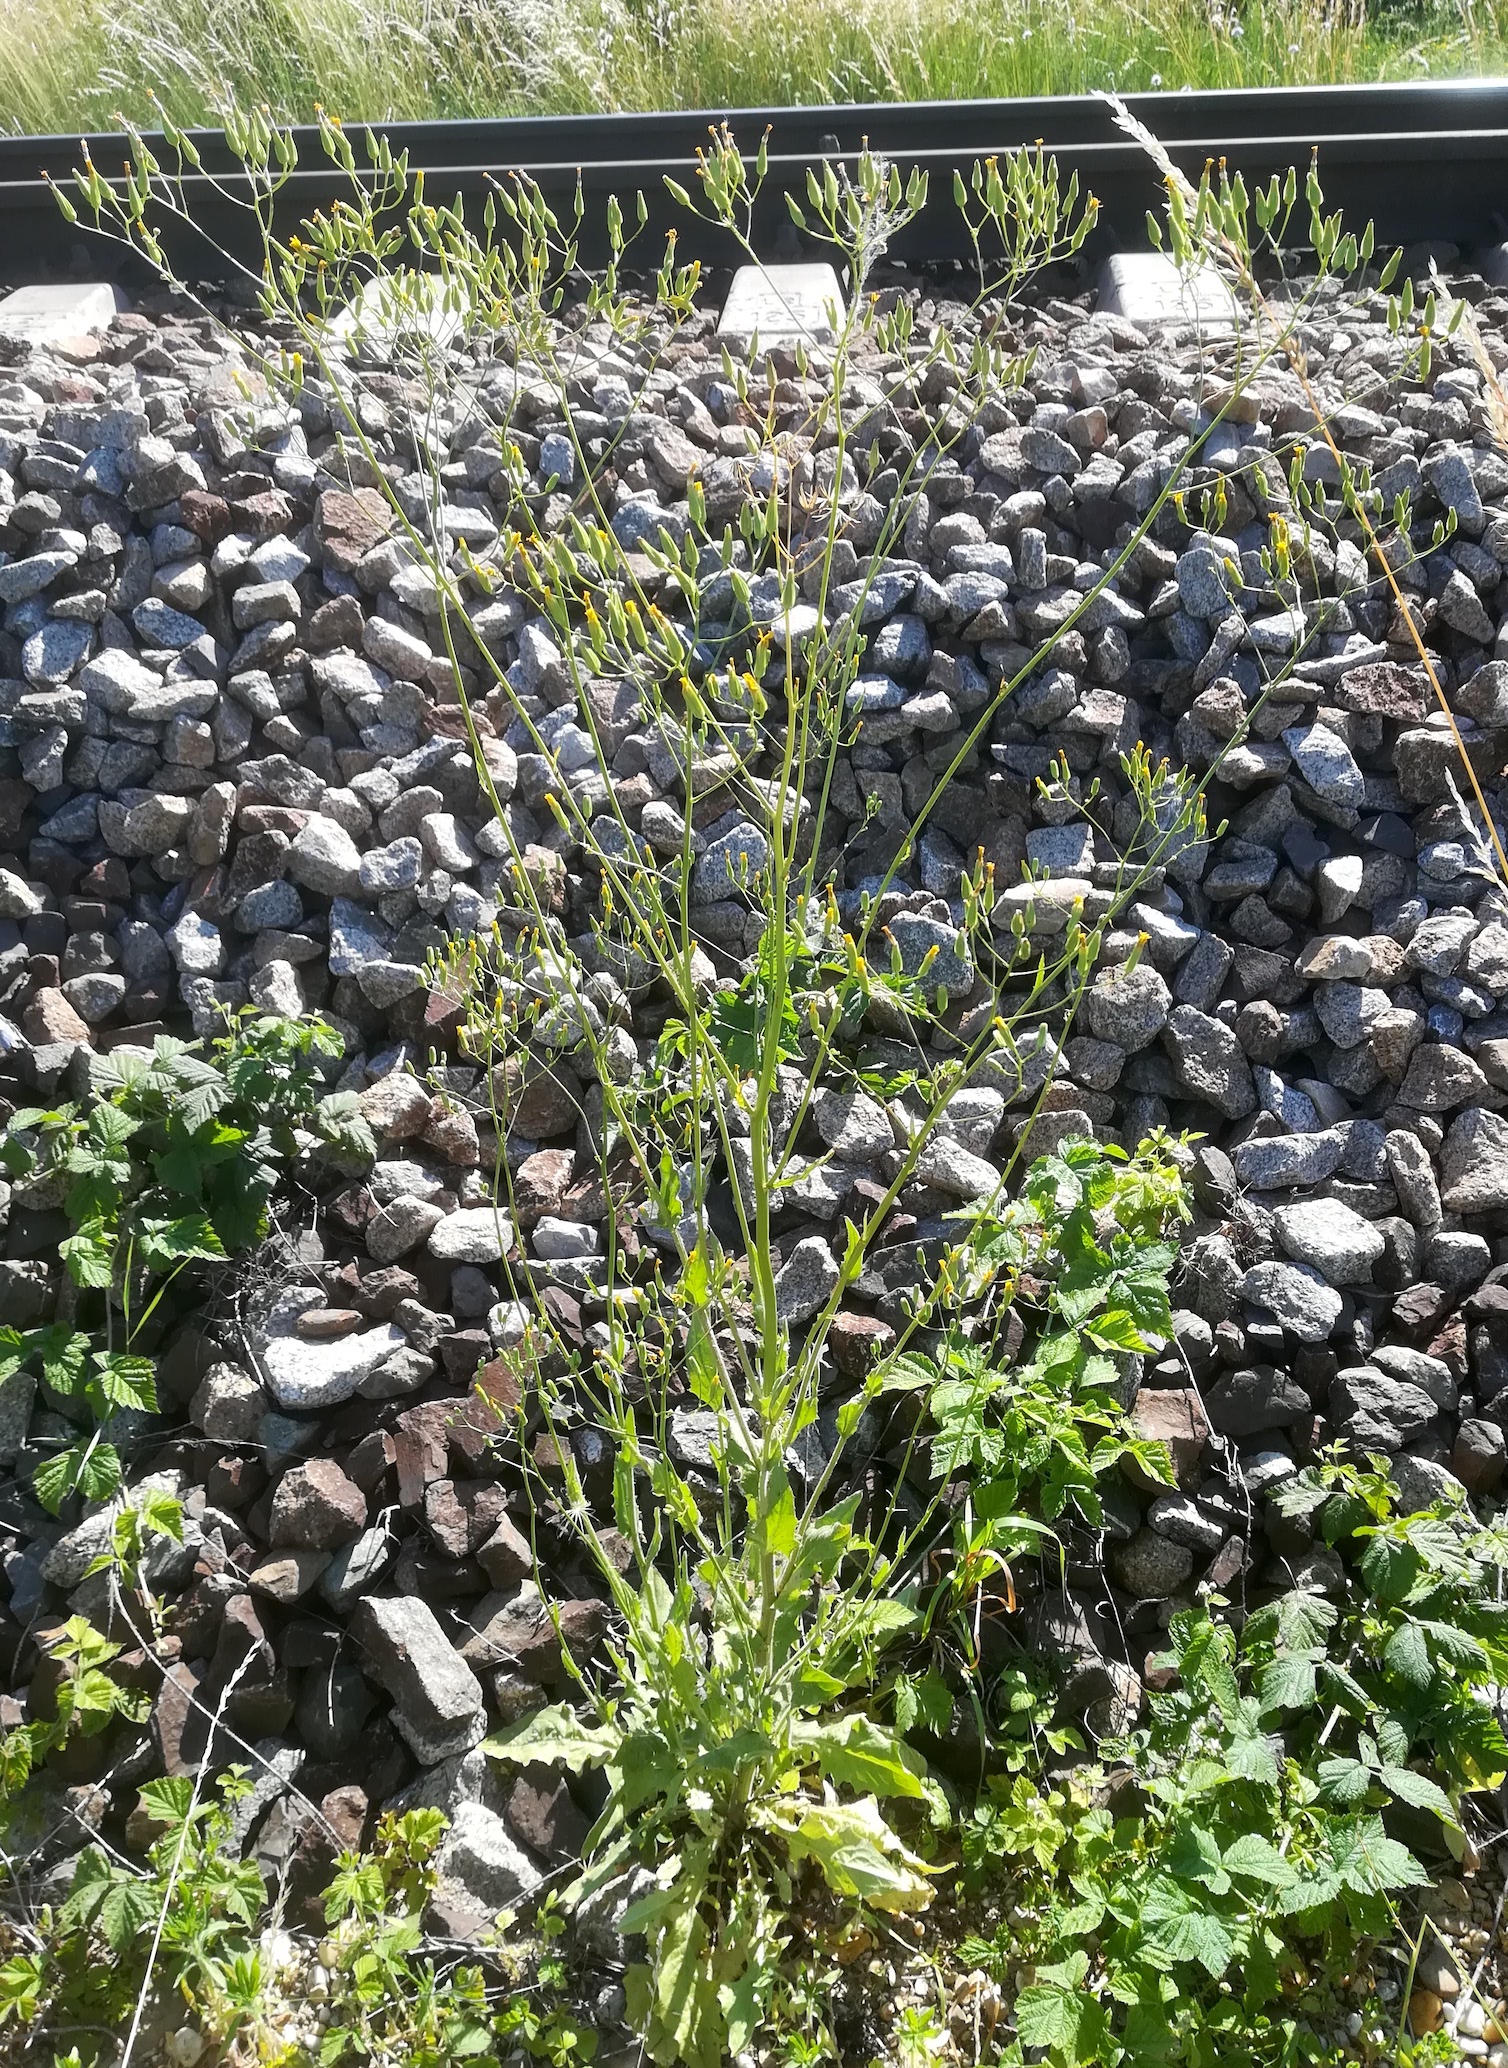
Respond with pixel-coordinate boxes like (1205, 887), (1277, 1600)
(0, 0), (1506, 137)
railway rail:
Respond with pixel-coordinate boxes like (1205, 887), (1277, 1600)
(4, 79), (1508, 284)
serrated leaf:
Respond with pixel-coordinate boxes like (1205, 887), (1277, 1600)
(1140, 1881), (1234, 1976)
(482, 1702), (617, 1772)
(1222, 1832), (1297, 1887)
(1334, 1815), (1427, 1894)
(96, 1875), (158, 1954)
(1383, 1619), (1433, 1690)
(1380, 1764), (1456, 1823)
(1316, 1756), (1373, 1807)
(1167, 1820), (1228, 1891)
(1259, 1652), (1318, 1715)
(92, 1352), (157, 1413)
(1016, 1983), (1097, 2054)
(77, 1443), (121, 1504)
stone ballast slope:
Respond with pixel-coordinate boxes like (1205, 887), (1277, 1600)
(0, 278), (1506, 1935)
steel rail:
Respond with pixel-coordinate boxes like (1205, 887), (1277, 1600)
(5, 79), (1508, 282)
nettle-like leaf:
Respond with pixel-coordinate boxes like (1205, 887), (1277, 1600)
(59, 1221), (115, 1289)
(1379, 1764), (1457, 1823)
(1258, 1651), (1318, 1715)
(1221, 1833), (1297, 1888)
(1015, 1980), (1107, 2059)
(1331, 1815), (1427, 1895)
(91, 1352), (157, 1414)
(1138, 1877), (1234, 1977)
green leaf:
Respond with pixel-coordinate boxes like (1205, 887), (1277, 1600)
(759, 1794), (932, 1912)
(33, 1448), (84, 1514)
(1316, 1757), (1373, 1807)
(91, 1352), (157, 1414)
(1380, 1764), (1457, 1823)
(59, 1223), (114, 1289)
(136, 1212), (225, 1268)
(1140, 1885), (1234, 1977)
(482, 1702), (617, 1772)
(1437, 1703), (1508, 1790)
(95, 1875), (158, 1954)
(1334, 1815), (1428, 1895)
(1016, 1982), (1101, 2057)
(1167, 1820), (1229, 1891)
(685, 1311), (722, 1409)
(1259, 1652), (1318, 1715)
(1222, 1833), (1297, 1888)
(791, 1715), (930, 1799)
(1383, 1619), (1433, 1690)
(1222, 1706), (1280, 1785)
(35, 1325), (89, 1399)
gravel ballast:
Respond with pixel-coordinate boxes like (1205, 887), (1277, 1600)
(3, 263), (1508, 2043)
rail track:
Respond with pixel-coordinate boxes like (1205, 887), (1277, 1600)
(5, 78), (1508, 285)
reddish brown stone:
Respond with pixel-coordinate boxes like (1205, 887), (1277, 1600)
(179, 488), (232, 542)
(317, 486), (396, 571)
(477, 1515), (533, 1590)
(21, 986), (90, 1045)
(153, 1660), (211, 1776)
(1332, 662), (1429, 723)
(424, 1477), (509, 1559)
(505, 1765), (589, 1863)
(270, 1458), (367, 1551)
(830, 1310), (897, 1378)
(514, 1148), (576, 1225)
(1126, 1387), (1210, 1491)
(394, 1402), (453, 1508)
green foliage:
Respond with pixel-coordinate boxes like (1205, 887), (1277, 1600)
(1254, 1450), (1508, 1803)
(883, 1136), (1186, 1638)
(0, 1770), (266, 2052)
(0, 1011), (369, 1512)
(957, 1546), (1507, 2067)
(0, 1615), (149, 1803)
(0, 1789), (597, 2067)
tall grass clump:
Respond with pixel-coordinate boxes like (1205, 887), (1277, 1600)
(3, 0), (1508, 136)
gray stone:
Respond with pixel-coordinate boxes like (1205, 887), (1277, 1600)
(1206, 1364), (1310, 1434)
(1085, 963), (1171, 1052)
(1283, 722), (1364, 807)
(367, 1197), (445, 1262)
(1147, 1493), (1225, 1553)
(885, 909), (974, 994)
(774, 1236), (840, 1326)
(1330, 1366), (1439, 1448)
(435, 1800), (544, 1915)
(692, 822), (768, 901)
(1108, 1527), (1194, 1598)
(351, 1595), (488, 1764)
(1439, 1107), (1508, 1214)
(259, 1324), (409, 1411)
(1161, 1005), (1256, 1117)
(287, 817), (365, 897)
(814, 1088), (892, 1163)
(1240, 1260), (1343, 1342)
(429, 1207), (515, 1263)
(1272, 1198), (1385, 1285)
(1231, 1130), (1345, 1190)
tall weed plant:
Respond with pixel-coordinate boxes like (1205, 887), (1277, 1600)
(55, 112), (1505, 2064)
